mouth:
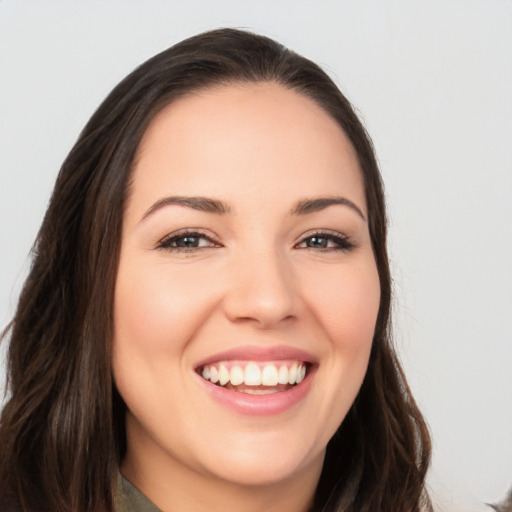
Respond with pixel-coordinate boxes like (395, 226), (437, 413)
(197, 360), (310, 395)
(194, 346), (317, 414)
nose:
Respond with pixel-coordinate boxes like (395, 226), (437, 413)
(222, 247), (300, 329)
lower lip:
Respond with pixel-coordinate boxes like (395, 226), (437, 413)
(196, 368), (315, 416)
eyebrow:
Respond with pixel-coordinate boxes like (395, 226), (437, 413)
(140, 196), (231, 221)
(291, 197), (366, 221)
(140, 195), (366, 223)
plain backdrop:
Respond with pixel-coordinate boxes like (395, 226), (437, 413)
(1, 0), (511, 506)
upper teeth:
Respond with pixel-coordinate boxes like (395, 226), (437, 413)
(201, 361), (307, 387)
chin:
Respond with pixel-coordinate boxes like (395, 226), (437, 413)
(198, 439), (325, 488)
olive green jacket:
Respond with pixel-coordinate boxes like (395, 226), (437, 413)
(117, 475), (161, 512)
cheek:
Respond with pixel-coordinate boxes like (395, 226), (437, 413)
(112, 257), (210, 420)
(113, 256), (217, 355)
(297, 258), (380, 449)
(306, 260), (381, 350)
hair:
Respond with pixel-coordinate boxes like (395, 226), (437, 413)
(490, 486), (512, 512)
(0, 28), (432, 512)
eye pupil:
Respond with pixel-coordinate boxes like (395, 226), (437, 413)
(308, 236), (327, 248)
(176, 236), (199, 248)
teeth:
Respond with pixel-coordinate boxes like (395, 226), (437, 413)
(288, 363), (297, 385)
(278, 365), (288, 385)
(229, 365), (244, 386)
(243, 388), (281, 395)
(244, 363), (262, 386)
(200, 361), (308, 389)
(218, 365), (230, 386)
(261, 365), (279, 386)
(296, 365), (306, 384)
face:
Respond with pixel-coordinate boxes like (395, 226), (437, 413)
(113, 83), (380, 489)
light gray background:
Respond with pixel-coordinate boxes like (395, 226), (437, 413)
(1, 0), (511, 505)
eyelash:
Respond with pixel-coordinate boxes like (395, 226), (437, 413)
(156, 230), (218, 252)
(156, 230), (355, 253)
(295, 230), (355, 252)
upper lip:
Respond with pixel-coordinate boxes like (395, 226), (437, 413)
(195, 345), (318, 369)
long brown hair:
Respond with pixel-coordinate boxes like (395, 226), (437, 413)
(0, 28), (431, 512)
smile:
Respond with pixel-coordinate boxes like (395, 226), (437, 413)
(199, 360), (308, 394)
(194, 346), (316, 415)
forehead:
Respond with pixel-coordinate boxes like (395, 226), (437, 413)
(129, 82), (365, 213)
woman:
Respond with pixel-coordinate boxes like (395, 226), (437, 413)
(0, 29), (432, 512)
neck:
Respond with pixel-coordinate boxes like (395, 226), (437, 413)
(120, 439), (323, 512)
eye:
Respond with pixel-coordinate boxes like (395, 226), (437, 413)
(296, 231), (355, 251)
(157, 230), (219, 252)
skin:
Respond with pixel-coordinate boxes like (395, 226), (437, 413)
(113, 82), (381, 512)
